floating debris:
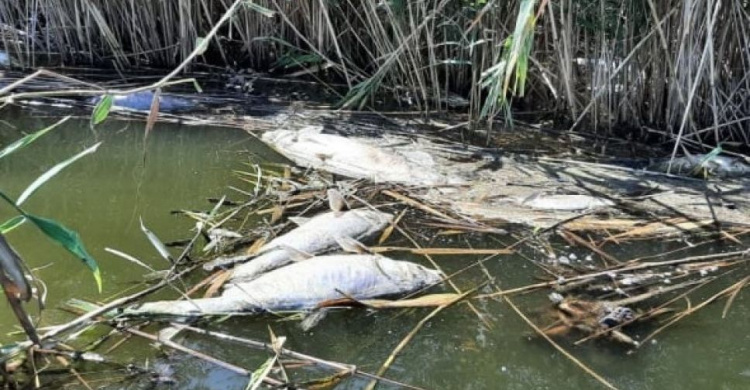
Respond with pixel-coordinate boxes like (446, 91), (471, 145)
(648, 154), (750, 178)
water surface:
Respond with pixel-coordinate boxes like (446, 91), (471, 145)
(0, 109), (747, 390)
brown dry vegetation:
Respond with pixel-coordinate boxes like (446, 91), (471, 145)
(1, 0), (749, 147)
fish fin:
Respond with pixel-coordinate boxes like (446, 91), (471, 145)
(315, 153), (333, 162)
(334, 236), (371, 254)
(327, 189), (349, 213)
(288, 216), (311, 227)
(299, 309), (330, 332)
(280, 245), (314, 261)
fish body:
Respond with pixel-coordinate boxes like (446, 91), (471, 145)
(203, 208), (392, 281)
(649, 155), (750, 178)
(261, 128), (449, 185)
(89, 91), (198, 112)
(126, 255), (443, 316)
(519, 194), (614, 211)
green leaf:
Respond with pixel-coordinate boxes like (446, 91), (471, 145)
(139, 217), (173, 263)
(17, 142), (102, 206)
(195, 37), (208, 55)
(0, 191), (102, 293)
(91, 95), (113, 126)
(24, 214), (101, 292)
(246, 356), (275, 390)
(0, 116), (69, 160)
(0, 216), (26, 234)
(192, 80), (204, 93)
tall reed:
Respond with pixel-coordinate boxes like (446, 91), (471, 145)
(1, 0), (748, 147)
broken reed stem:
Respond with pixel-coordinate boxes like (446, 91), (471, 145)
(637, 272), (749, 348)
(721, 276), (749, 318)
(123, 327), (285, 386)
(0, 0), (243, 104)
(369, 246), (513, 255)
(173, 324), (424, 390)
(364, 289), (474, 390)
(0, 264), (202, 364)
(476, 250), (750, 300)
(503, 296), (619, 390)
(394, 224), (491, 328)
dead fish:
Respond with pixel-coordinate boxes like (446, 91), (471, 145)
(648, 154), (750, 178)
(261, 127), (449, 185)
(88, 91), (199, 112)
(203, 208), (392, 282)
(125, 255), (443, 317)
(519, 193), (614, 211)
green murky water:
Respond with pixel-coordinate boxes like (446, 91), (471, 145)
(1, 109), (748, 389)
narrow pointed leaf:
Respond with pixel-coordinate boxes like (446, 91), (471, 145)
(24, 214), (101, 292)
(17, 142), (102, 205)
(195, 37), (208, 55)
(0, 116), (69, 160)
(145, 89), (161, 135)
(0, 216), (26, 234)
(139, 218), (174, 263)
(91, 94), (113, 126)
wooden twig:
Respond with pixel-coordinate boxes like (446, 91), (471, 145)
(364, 289), (475, 390)
(123, 328), (285, 386)
(174, 324), (423, 390)
(503, 296), (619, 390)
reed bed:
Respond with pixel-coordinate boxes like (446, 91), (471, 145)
(1, 0), (749, 146)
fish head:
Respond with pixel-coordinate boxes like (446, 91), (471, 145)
(374, 257), (444, 289)
(351, 209), (393, 233)
(261, 130), (297, 145)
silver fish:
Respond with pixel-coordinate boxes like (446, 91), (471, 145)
(203, 208), (392, 282)
(519, 193), (614, 211)
(261, 127), (450, 185)
(125, 254), (443, 316)
(649, 155), (750, 178)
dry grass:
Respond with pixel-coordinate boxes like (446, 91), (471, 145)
(1, 0), (749, 147)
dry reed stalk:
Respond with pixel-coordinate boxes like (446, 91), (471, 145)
(1, 1), (749, 146)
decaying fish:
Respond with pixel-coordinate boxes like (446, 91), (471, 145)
(203, 208), (392, 283)
(89, 91), (199, 112)
(261, 127), (451, 185)
(648, 154), (750, 178)
(519, 193), (614, 211)
(124, 254), (443, 317)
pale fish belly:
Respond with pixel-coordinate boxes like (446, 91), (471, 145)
(125, 255), (443, 317)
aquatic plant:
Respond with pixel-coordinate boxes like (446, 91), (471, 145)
(0, 116), (101, 344)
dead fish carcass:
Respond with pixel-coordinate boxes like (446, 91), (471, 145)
(204, 208), (392, 282)
(648, 154), (750, 178)
(125, 255), (443, 317)
(261, 127), (449, 185)
(519, 193), (614, 211)
(88, 91), (199, 112)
